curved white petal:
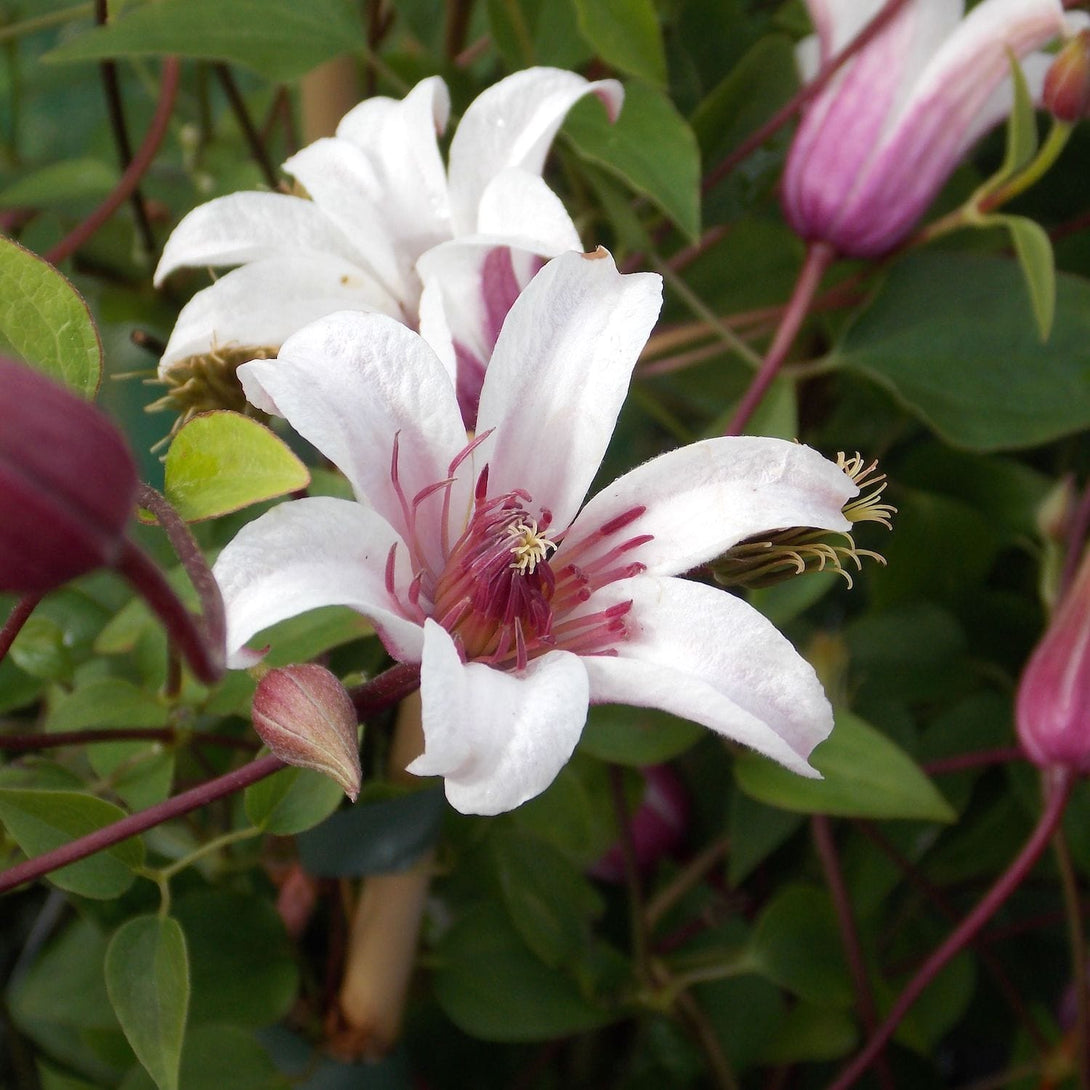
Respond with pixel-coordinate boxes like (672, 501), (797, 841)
(214, 496), (423, 667)
(407, 620), (589, 814)
(475, 250), (662, 531)
(803, 0), (889, 61)
(476, 169), (582, 253)
(581, 576), (834, 775)
(157, 255), (400, 375)
(447, 68), (623, 235)
(561, 438), (855, 579)
(283, 139), (410, 305)
(238, 313), (469, 571)
(335, 76), (451, 237)
(154, 192), (361, 284)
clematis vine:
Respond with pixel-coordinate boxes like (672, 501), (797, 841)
(782, 0), (1082, 258)
(213, 250), (861, 815)
(154, 68), (620, 427)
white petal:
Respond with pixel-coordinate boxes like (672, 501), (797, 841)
(475, 169), (582, 253)
(213, 496), (423, 667)
(447, 68), (623, 235)
(157, 255), (400, 375)
(582, 576), (834, 775)
(283, 139), (411, 305)
(154, 192), (362, 284)
(561, 437), (855, 579)
(238, 312), (468, 571)
(475, 250), (663, 531)
(407, 620), (589, 814)
(335, 75), (451, 238)
(803, 0), (889, 60)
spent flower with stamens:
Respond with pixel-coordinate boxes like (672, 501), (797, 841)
(154, 68), (622, 429)
(213, 251), (861, 815)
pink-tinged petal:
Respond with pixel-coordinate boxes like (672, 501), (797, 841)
(157, 255), (400, 375)
(334, 76), (452, 244)
(561, 437), (855, 580)
(475, 249), (662, 531)
(154, 192), (361, 285)
(582, 576), (833, 776)
(283, 139), (410, 306)
(475, 169), (582, 253)
(407, 620), (589, 814)
(803, 0), (890, 61)
(417, 240), (548, 428)
(238, 313), (468, 571)
(213, 496), (423, 667)
(446, 68), (623, 235)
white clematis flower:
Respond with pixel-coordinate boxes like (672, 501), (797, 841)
(213, 250), (859, 815)
(155, 68), (621, 426)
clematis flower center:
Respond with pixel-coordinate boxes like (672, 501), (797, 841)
(388, 433), (653, 672)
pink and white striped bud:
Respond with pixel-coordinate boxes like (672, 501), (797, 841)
(252, 664), (362, 800)
(782, 0), (1075, 257)
(0, 357), (138, 594)
(1016, 549), (1090, 773)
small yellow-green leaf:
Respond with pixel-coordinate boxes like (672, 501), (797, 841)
(164, 412), (309, 522)
(734, 710), (956, 822)
(993, 213), (1055, 341)
(0, 236), (101, 397)
(105, 915), (189, 1090)
(0, 788), (145, 898)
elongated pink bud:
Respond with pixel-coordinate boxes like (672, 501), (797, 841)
(0, 357), (138, 593)
(252, 664), (362, 800)
(1044, 30), (1090, 122)
(1016, 549), (1090, 772)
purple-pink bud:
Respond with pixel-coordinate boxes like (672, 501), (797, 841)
(1016, 549), (1090, 773)
(0, 356), (138, 594)
(1044, 30), (1090, 122)
(589, 765), (688, 883)
(252, 664), (362, 800)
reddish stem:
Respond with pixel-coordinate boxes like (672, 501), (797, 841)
(702, 0), (913, 194)
(724, 241), (833, 436)
(923, 746), (1024, 776)
(45, 56), (180, 266)
(0, 594), (41, 663)
(0, 753), (284, 895)
(827, 767), (1075, 1090)
(812, 816), (894, 1090)
(349, 661), (421, 720)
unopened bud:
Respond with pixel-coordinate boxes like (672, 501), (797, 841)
(1016, 548), (1090, 773)
(252, 664), (362, 800)
(1044, 30), (1090, 122)
(0, 357), (138, 593)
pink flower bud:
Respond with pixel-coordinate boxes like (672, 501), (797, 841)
(252, 664), (362, 800)
(0, 357), (138, 593)
(1016, 549), (1090, 773)
(1044, 30), (1090, 122)
(589, 765), (689, 883)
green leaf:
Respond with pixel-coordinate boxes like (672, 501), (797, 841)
(748, 885), (854, 1006)
(832, 253), (1090, 450)
(491, 830), (604, 969)
(174, 891), (298, 1027)
(434, 903), (616, 1041)
(734, 710), (956, 822)
(757, 1003), (857, 1064)
(297, 786), (444, 875)
(0, 235), (101, 396)
(0, 158), (117, 209)
(105, 916), (189, 1090)
(994, 213), (1055, 340)
(243, 765), (344, 836)
(998, 53), (1039, 180)
(46, 678), (170, 732)
(45, 0), (366, 81)
(163, 412), (310, 522)
(0, 788), (144, 898)
(573, 0), (666, 85)
(579, 704), (703, 766)
(565, 81), (701, 240)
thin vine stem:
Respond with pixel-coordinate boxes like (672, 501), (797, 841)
(0, 594), (41, 664)
(0, 3), (93, 44)
(45, 56), (180, 266)
(213, 63), (280, 190)
(827, 767), (1075, 1090)
(1054, 826), (1089, 1090)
